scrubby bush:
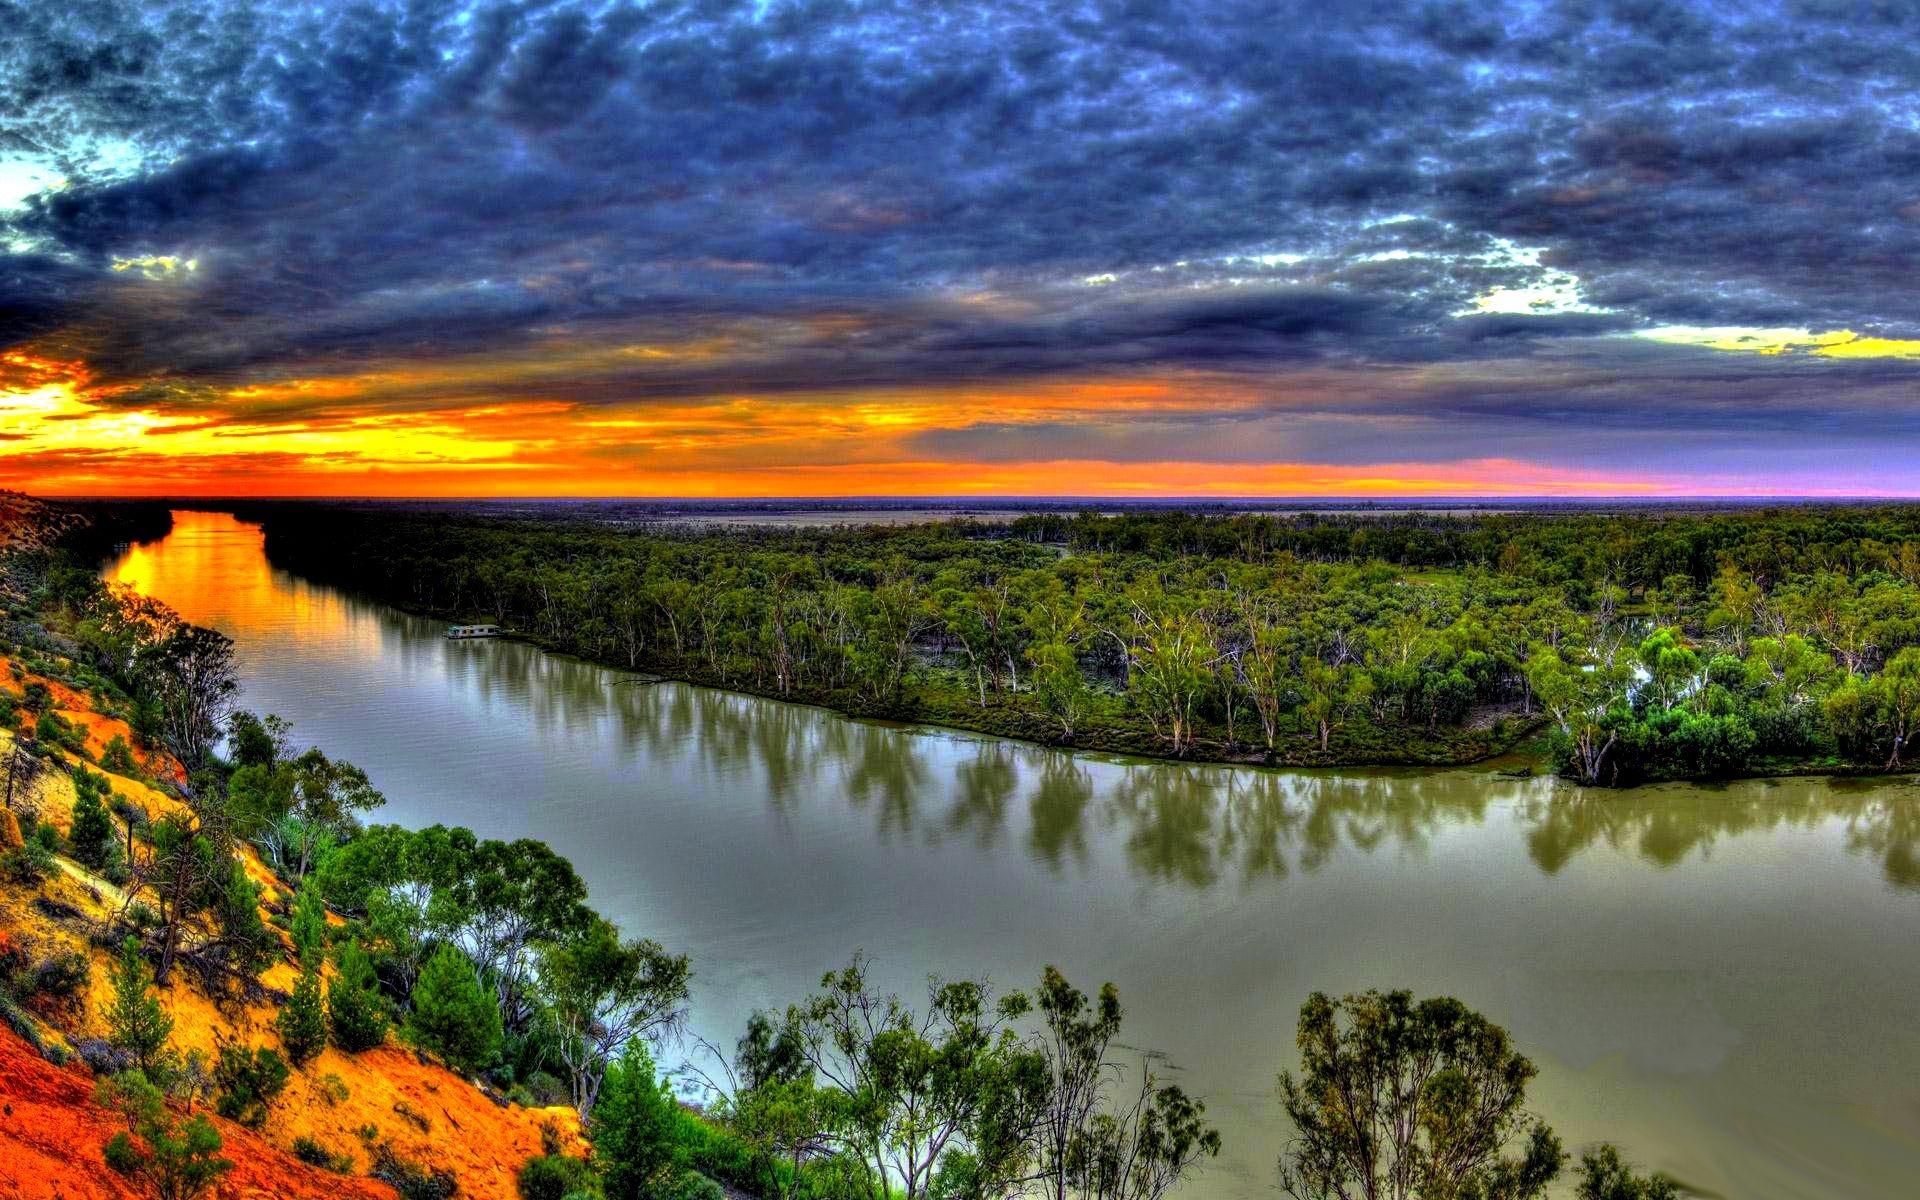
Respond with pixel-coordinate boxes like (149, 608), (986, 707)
(517, 1153), (597, 1200)
(0, 993), (52, 1059)
(106, 937), (173, 1078)
(590, 1042), (685, 1200)
(405, 944), (501, 1075)
(279, 961), (327, 1066)
(0, 839), (54, 883)
(98, 1070), (232, 1200)
(327, 940), (389, 1052)
(212, 1043), (290, 1128)
(292, 1135), (355, 1173)
(30, 948), (91, 1007)
(69, 769), (117, 868)
(101, 735), (139, 775)
(371, 1143), (459, 1200)
(661, 1172), (724, 1200)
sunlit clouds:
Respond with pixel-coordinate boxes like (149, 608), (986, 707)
(4, 2), (1920, 496)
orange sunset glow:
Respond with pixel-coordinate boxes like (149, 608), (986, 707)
(3, 1), (1919, 497)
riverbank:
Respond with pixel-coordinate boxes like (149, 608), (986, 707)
(453, 618), (1554, 770)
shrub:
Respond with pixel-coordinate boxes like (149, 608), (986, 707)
(292, 1135), (355, 1173)
(327, 940), (390, 1053)
(289, 881), (327, 962)
(315, 1072), (351, 1106)
(517, 1153), (596, 1200)
(69, 773), (116, 868)
(30, 949), (91, 1005)
(212, 1044), (290, 1128)
(662, 1172), (724, 1200)
(371, 1143), (459, 1200)
(72, 1037), (136, 1076)
(0, 840), (54, 884)
(101, 735), (139, 775)
(106, 937), (173, 1078)
(278, 962), (326, 1066)
(405, 944), (501, 1075)
(0, 931), (25, 982)
(36, 711), (84, 754)
(394, 1100), (432, 1133)
(590, 1042), (685, 1200)
(98, 1071), (232, 1200)
(0, 993), (51, 1059)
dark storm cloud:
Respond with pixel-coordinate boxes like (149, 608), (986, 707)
(3, 0), (1920, 441)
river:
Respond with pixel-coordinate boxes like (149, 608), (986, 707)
(105, 510), (1920, 1198)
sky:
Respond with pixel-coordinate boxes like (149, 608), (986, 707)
(2, 0), (1919, 498)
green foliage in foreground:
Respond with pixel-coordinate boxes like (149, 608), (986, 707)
(591, 1042), (688, 1200)
(212, 1043), (290, 1128)
(106, 937), (173, 1079)
(97, 1070), (233, 1200)
(406, 943), (503, 1074)
(326, 938), (390, 1053)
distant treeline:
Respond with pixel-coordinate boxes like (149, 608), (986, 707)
(54, 501), (175, 560)
(233, 502), (1920, 783)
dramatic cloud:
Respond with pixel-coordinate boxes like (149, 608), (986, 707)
(1, 0), (1917, 495)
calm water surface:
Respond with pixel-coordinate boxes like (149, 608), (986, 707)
(108, 512), (1920, 1198)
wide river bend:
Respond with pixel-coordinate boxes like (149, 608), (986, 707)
(107, 511), (1920, 1198)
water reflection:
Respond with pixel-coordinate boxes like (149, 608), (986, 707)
(1522, 779), (1920, 889)
(351, 610), (1920, 894)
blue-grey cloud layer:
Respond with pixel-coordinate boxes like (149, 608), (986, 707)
(3, 0), (1918, 469)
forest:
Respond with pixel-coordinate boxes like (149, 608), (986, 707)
(0, 507), (1677, 1200)
(238, 502), (1920, 786)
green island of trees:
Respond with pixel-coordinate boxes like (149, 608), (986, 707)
(241, 501), (1920, 784)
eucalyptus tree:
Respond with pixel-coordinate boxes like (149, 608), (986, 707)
(536, 916), (691, 1116)
(1526, 648), (1628, 785)
(1028, 966), (1220, 1200)
(784, 954), (1048, 1200)
(1277, 990), (1563, 1200)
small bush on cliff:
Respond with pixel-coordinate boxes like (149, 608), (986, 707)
(405, 943), (501, 1075)
(279, 959), (327, 1065)
(98, 1070), (233, 1200)
(371, 1142), (460, 1200)
(69, 768), (117, 868)
(327, 939), (390, 1052)
(517, 1153), (597, 1200)
(0, 839), (53, 884)
(212, 1043), (290, 1128)
(590, 1042), (685, 1200)
(106, 937), (173, 1078)
(102, 733), (140, 775)
(30, 947), (91, 1005)
(293, 1135), (355, 1172)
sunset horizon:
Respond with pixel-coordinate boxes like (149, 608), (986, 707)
(6, 4), (1920, 498)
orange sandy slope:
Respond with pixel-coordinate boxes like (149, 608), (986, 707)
(0, 1023), (396, 1200)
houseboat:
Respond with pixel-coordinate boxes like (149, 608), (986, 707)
(445, 624), (502, 639)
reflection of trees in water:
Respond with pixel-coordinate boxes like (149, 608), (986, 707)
(1026, 753), (1094, 870)
(841, 723), (928, 842)
(1103, 766), (1499, 890)
(1107, 764), (1224, 888)
(1522, 779), (1920, 889)
(949, 743), (1019, 849)
(360, 597), (1920, 895)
